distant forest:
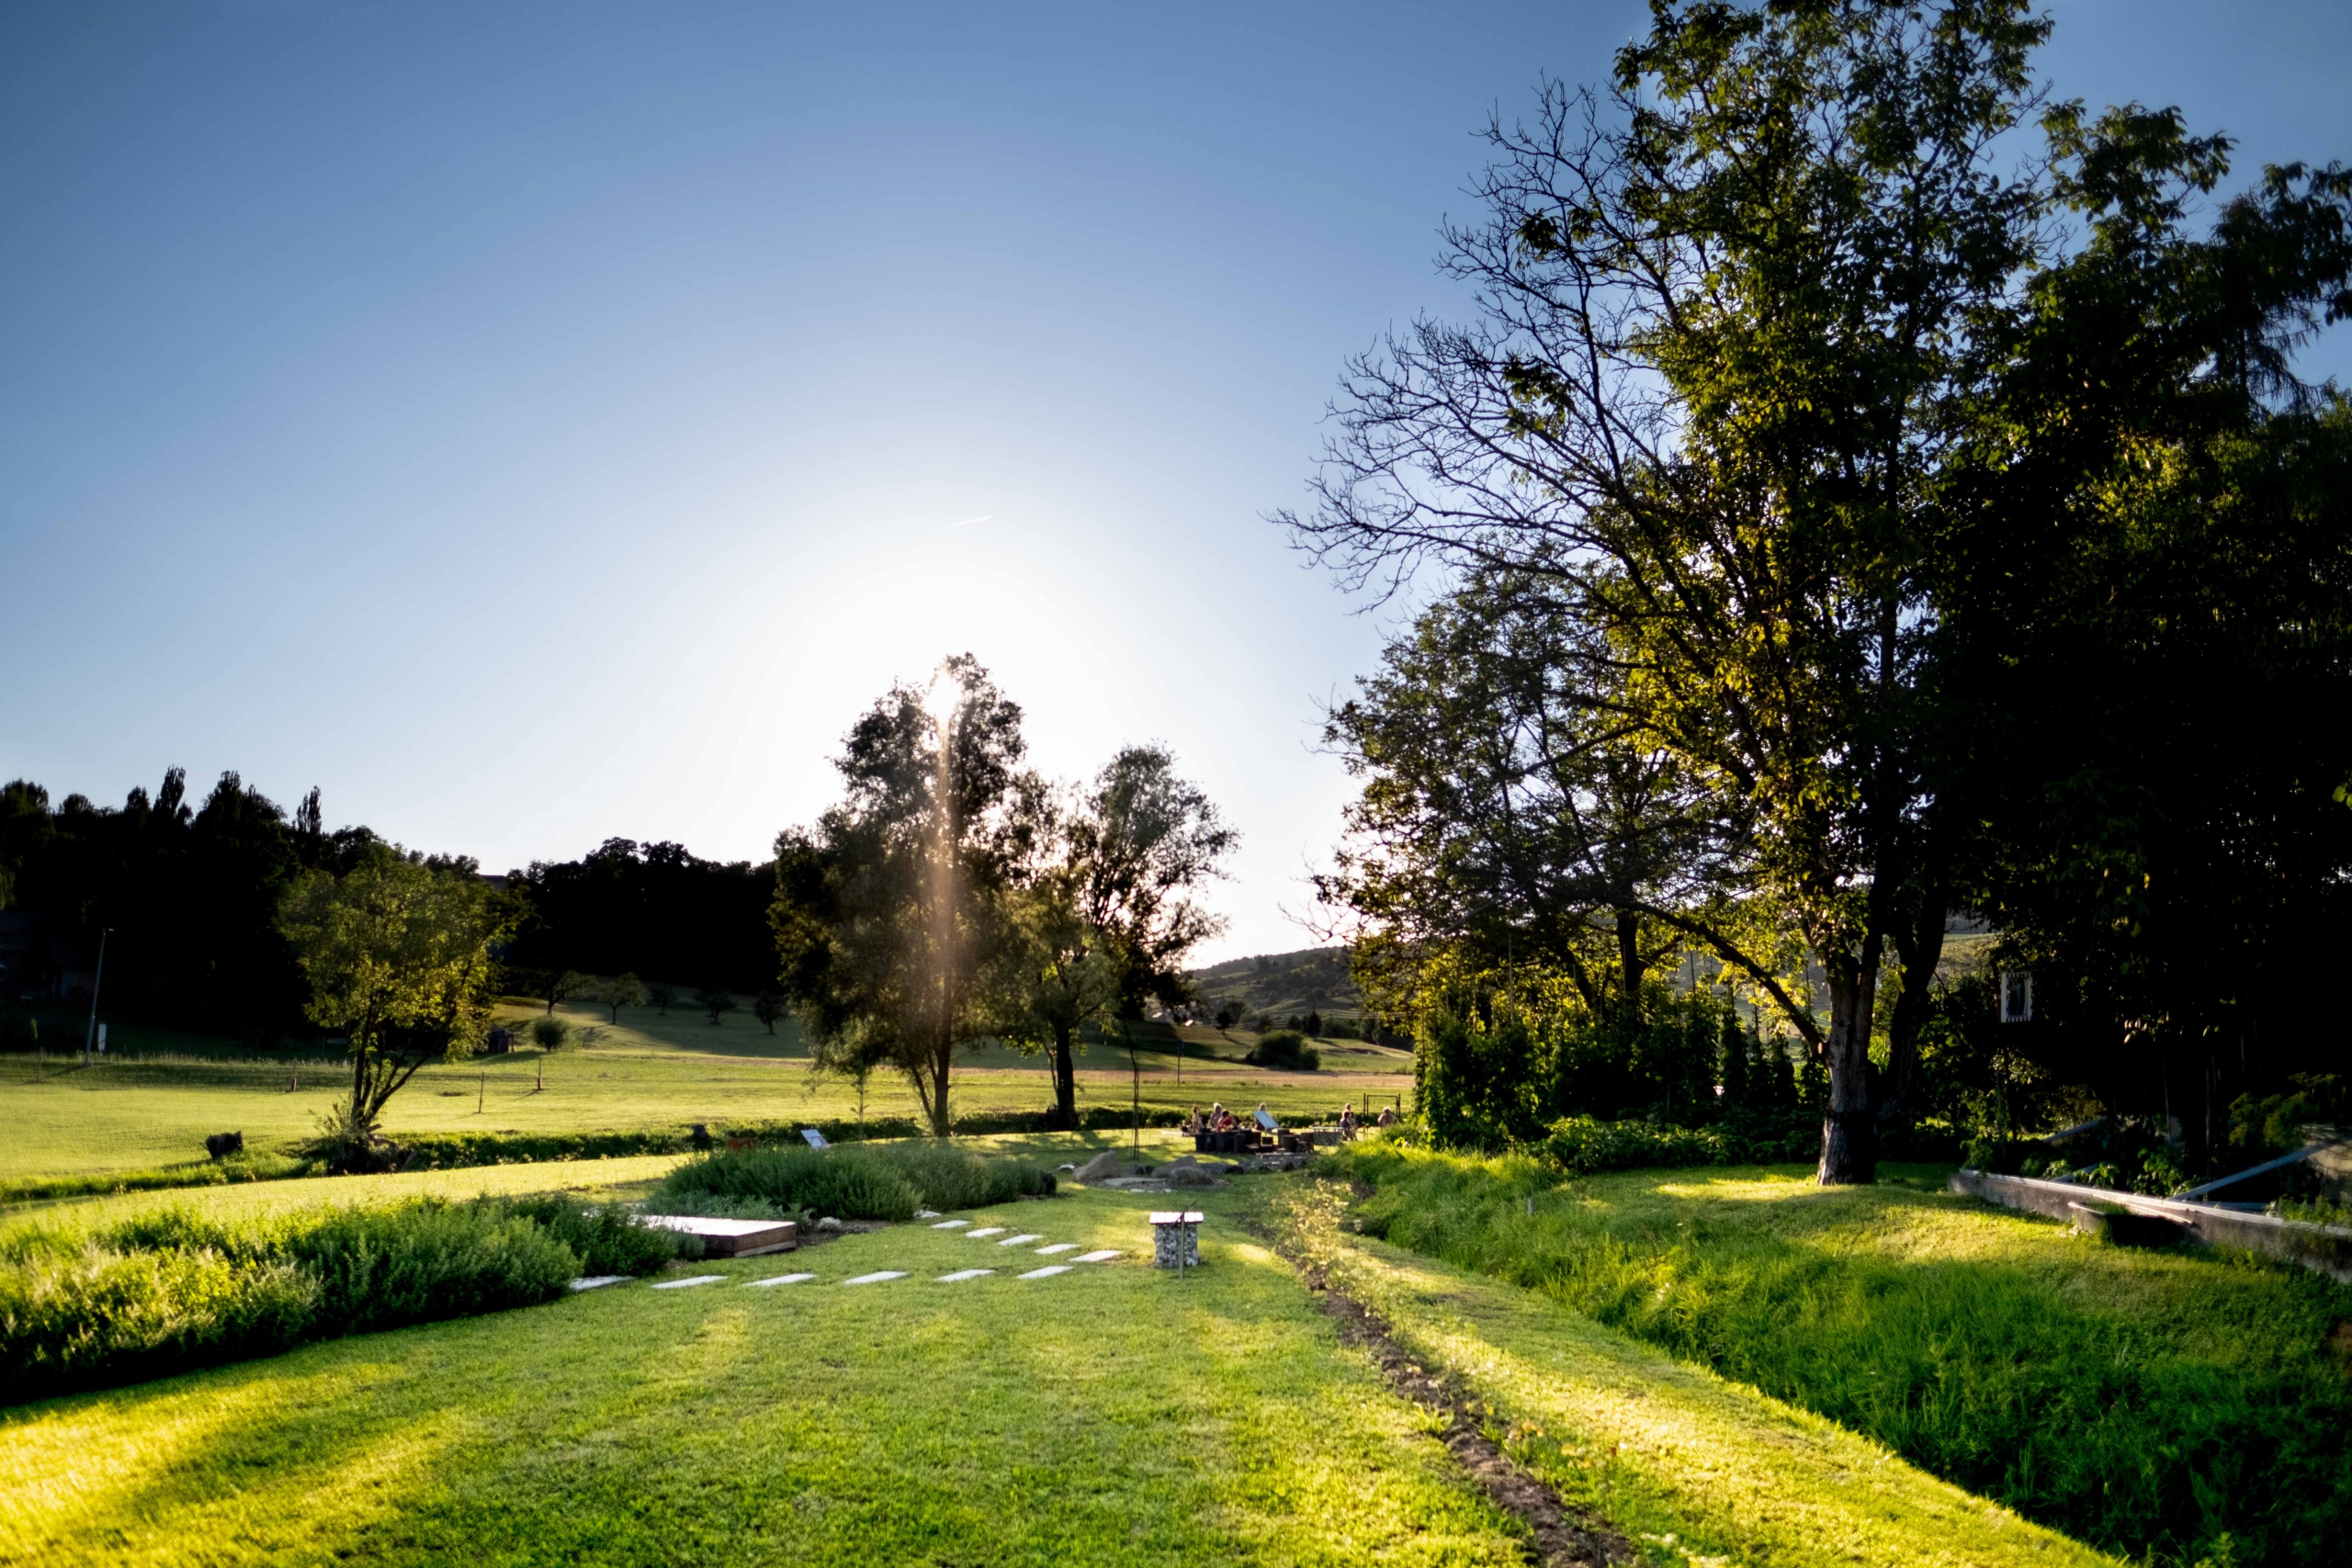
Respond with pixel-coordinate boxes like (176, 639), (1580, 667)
(0, 769), (780, 1043)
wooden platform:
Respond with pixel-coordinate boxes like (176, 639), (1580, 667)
(639, 1214), (797, 1258)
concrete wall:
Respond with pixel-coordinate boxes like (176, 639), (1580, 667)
(1947, 1168), (2352, 1283)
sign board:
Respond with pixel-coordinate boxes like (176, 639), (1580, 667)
(799, 1127), (831, 1149)
(1253, 1108), (1277, 1131)
(1998, 971), (2034, 1024)
(96, 1023), (107, 1055)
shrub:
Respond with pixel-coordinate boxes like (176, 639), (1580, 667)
(529, 1016), (570, 1051)
(3, 1195), (585, 1404)
(1247, 1030), (1320, 1071)
(484, 1193), (676, 1277)
(1540, 1109), (1818, 1175)
(654, 1141), (1056, 1221)
(657, 1145), (922, 1222)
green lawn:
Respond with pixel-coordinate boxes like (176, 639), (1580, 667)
(1252, 1176), (2118, 1568)
(0, 1006), (1408, 1184)
(1327, 1145), (2352, 1567)
(0, 1186), (1535, 1568)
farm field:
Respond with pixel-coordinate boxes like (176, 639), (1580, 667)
(2, 1172), (2120, 1568)
(0, 999), (1409, 1183)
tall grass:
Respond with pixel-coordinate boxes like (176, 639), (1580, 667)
(2, 1193), (672, 1404)
(654, 1141), (1056, 1222)
(1332, 1142), (2352, 1568)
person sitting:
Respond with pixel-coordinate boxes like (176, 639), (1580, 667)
(1376, 1105), (1398, 1127)
(1339, 1102), (1358, 1140)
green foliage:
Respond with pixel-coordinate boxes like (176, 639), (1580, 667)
(1331, 1144), (2352, 1567)
(2, 1195), (593, 1404)
(1245, 1029), (1320, 1072)
(2231, 1076), (2347, 1160)
(1540, 1110), (1818, 1175)
(599, 971), (648, 1023)
(528, 1015), (570, 1051)
(656, 1140), (1056, 1222)
(694, 986), (737, 1024)
(480, 1193), (675, 1277)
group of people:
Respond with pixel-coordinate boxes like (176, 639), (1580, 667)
(1181, 1100), (1399, 1140)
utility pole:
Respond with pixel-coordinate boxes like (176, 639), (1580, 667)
(82, 928), (110, 1066)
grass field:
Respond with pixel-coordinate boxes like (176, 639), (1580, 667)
(1, 1185), (1535, 1568)
(1329, 1145), (2352, 1567)
(0, 1001), (1410, 1183)
(2, 1164), (2130, 1568)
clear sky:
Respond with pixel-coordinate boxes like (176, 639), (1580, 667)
(5, 2), (2346, 964)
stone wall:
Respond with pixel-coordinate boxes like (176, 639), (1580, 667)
(1947, 1168), (2352, 1282)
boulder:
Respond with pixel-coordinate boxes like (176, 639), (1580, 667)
(203, 1131), (244, 1160)
(1072, 1150), (1131, 1184)
(815, 1215), (845, 1233)
(1170, 1164), (1221, 1189)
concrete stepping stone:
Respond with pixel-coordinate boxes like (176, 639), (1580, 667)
(935, 1269), (995, 1282)
(1072, 1250), (1122, 1264)
(967, 1226), (1008, 1238)
(932, 1219), (971, 1229)
(567, 1275), (629, 1292)
(843, 1270), (908, 1286)
(1034, 1243), (1079, 1255)
(995, 1233), (1045, 1247)
(1017, 1265), (1071, 1280)
(651, 1275), (727, 1290)
(745, 1273), (817, 1287)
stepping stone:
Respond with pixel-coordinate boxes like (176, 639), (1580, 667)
(745, 1273), (817, 1287)
(843, 1270), (908, 1286)
(1017, 1265), (1072, 1280)
(932, 1219), (970, 1229)
(651, 1275), (727, 1290)
(1072, 1250), (1122, 1264)
(915, 1209), (941, 1218)
(935, 1269), (995, 1282)
(995, 1233), (1045, 1247)
(967, 1226), (1008, 1238)
(567, 1275), (629, 1292)
(1034, 1243), (1079, 1255)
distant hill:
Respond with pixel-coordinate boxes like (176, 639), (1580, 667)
(1188, 946), (1365, 1025)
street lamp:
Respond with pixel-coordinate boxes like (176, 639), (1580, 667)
(83, 927), (110, 1066)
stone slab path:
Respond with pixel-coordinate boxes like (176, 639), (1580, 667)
(746, 1273), (817, 1287)
(936, 1269), (995, 1282)
(567, 1275), (629, 1292)
(1018, 1265), (1071, 1280)
(651, 1275), (727, 1291)
(843, 1270), (909, 1286)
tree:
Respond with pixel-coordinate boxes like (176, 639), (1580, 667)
(599, 971), (646, 1023)
(1283, 0), (2351, 1181)
(278, 847), (507, 1171)
(771, 655), (1039, 1137)
(548, 969), (594, 1015)
(530, 1015), (570, 1052)
(752, 990), (786, 1035)
(1003, 745), (1238, 1130)
(646, 982), (677, 1015)
(695, 986), (738, 1025)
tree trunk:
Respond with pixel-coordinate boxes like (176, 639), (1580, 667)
(1616, 914), (1645, 1031)
(1816, 966), (1879, 1184)
(1048, 1021), (1079, 1130)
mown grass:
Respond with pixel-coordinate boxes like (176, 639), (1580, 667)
(1329, 1142), (2352, 1567)
(0, 1023), (1405, 1182)
(653, 1140), (1057, 1222)
(0, 1188), (1532, 1568)
(1250, 1176), (2119, 1568)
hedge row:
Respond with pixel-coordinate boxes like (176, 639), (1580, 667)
(1540, 1110), (1825, 1175)
(1, 1194), (674, 1405)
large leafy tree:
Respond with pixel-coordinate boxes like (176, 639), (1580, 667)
(1006, 746), (1236, 1128)
(1286, 0), (2352, 1180)
(278, 847), (511, 1171)
(1321, 567), (1760, 1036)
(771, 656), (1039, 1137)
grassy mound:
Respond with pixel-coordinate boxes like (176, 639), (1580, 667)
(1328, 1141), (2352, 1567)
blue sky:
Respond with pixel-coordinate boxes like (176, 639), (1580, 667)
(4, 1), (2346, 962)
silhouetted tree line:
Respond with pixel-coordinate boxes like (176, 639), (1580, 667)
(505, 839), (775, 998)
(0, 773), (778, 1043)
(0, 770), (430, 1041)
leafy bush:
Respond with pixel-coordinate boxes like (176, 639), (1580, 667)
(3, 1196), (586, 1404)
(1541, 1109), (1818, 1174)
(529, 1016), (570, 1051)
(1247, 1029), (1320, 1071)
(483, 1193), (676, 1276)
(1333, 1141), (2352, 1568)
(655, 1140), (1055, 1221)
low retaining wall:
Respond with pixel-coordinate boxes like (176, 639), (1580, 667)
(1948, 1169), (2352, 1282)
